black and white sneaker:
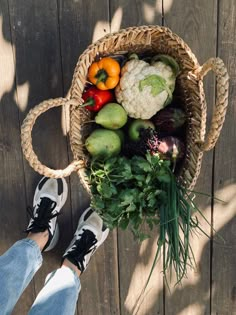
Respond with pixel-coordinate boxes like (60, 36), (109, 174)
(63, 208), (109, 273)
(26, 176), (68, 251)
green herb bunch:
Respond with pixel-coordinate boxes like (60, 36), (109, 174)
(88, 153), (169, 239)
(88, 152), (206, 284)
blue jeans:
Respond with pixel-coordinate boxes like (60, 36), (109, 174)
(0, 239), (81, 315)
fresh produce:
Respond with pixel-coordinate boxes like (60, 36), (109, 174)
(115, 55), (179, 119)
(152, 107), (186, 134)
(122, 138), (148, 158)
(88, 152), (205, 283)
(82, 52), (206, 288)
(157, 136), (185, 162)
(151, 54), (180, 77)
(114, 129), (125, 145)
(150, 55), (180, 105)
(81, 86), (114, 112)
(88, 57), (120, 90)
(95, 103), (128, 130)
(123, 128), (185, 164)
(128, 119), (155, 141)
(85, 129), (121, 159)
(136, 128), (185, 161)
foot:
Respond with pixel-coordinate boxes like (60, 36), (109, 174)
(62, 208), (109, 273)
(26, 177), (68, 251)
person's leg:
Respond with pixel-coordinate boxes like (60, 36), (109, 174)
(28, 208), (109, 315)
(0, 177), (68, 315)
(0, 235), (43, 315)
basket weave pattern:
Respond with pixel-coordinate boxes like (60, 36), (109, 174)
(21, 25), (229, 191)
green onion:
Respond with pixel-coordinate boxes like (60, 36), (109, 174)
(88, 152), (212, 288)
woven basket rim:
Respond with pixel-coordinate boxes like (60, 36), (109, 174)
(20, 25), (229, 193)
(70, 25), (200, 98)
(67, 25), (205, 191)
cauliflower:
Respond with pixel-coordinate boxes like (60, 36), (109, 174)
(115, 58), (177, 119)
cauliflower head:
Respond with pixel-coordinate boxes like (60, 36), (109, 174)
(115, 59), (176, 119)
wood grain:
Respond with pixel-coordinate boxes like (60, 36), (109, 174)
(0, 1), (235, 314)
(109, 1), (164, 314)
(0, 0), (35, 313)
(7, 0), (73, 313)
(212, 1), (236, 314)
(164, 0), (217, 314)
(58, 1), (120, 314)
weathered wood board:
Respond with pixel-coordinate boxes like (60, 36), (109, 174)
(164, 1), (217, 314)
(0, 0), (235, 314)
(110, 1), (164, 314)
(0, 0), (36, 312)
(212, 1), (236, 314)
(58, 1), (120, 314)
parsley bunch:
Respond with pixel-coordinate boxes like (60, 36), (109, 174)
(88, 153), (171, 240)
(88, 153), (206, 284)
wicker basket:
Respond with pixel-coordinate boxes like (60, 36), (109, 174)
(21, 25), (229, 192)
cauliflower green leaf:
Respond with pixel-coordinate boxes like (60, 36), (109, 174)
(139, 74), (170, 97)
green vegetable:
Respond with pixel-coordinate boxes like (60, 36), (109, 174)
(139, 74), (172, 98)
(128, 119), (155, 141)
(151, 54), (180, 77)
(115, 58), (177, 119)
(88, 152), (208, 285)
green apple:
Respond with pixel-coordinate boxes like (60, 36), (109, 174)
(128, 119), (155, 141)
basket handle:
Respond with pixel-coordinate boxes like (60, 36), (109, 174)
(21, 97), (85, 178)
(196, 57), (229, 151)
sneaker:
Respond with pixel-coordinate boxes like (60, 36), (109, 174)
(63, 207), (109, 273)
(26, 176), (68, 251)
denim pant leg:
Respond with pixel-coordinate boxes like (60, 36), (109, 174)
(28, 266), (81, 315)
(0, 239), (43, 315)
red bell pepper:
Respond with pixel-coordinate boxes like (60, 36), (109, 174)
(82, 86), (114, 112)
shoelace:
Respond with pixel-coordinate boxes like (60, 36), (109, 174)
(26, 197), (58, 233)
(67, 229), (97, 273)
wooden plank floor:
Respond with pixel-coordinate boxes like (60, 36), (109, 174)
(0, 1), (235, 314)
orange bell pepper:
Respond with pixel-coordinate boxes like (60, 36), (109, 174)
(88, 57), (120, 90)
